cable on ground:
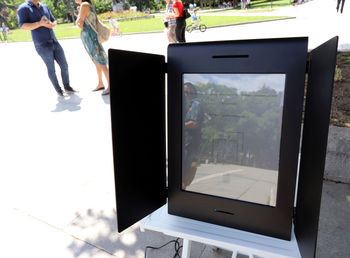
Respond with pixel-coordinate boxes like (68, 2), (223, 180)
(144, 238), (182, 258)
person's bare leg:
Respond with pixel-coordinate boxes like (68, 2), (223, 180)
(93, 61), (105, 91)
(101, 65), (110, 95)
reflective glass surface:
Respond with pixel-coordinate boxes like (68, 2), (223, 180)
(182, 74), (285, 207)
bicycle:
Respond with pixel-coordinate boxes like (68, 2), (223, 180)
(186, 21), (207, 33)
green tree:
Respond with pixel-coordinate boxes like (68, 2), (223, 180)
(43, 0), (112, 23)
(43, 0), (77, 23)
(93, 0), (113, 13)
(127, 0), (151, 11)
(0, 0), (22, 28)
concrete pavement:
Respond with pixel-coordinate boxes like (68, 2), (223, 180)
(0, 0), (349, 257)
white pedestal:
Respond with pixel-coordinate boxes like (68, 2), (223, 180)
(140, 204), (301, 258)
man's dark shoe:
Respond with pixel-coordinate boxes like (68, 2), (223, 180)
(64, 86), (78, 94)
(57, 90), (68, 97)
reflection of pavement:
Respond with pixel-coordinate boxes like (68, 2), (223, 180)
(186, 164), (277, 206)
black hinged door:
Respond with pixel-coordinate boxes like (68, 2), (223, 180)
(109, 49), (167, 232)
(295, 36), (338, 257)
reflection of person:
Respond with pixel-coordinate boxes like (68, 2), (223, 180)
(17, 0), (76, 97)
(183, 82), (203, 187)
(75, 0), (110, 95)
(173, 0), (186, 43)
(165, 0), (176, 43)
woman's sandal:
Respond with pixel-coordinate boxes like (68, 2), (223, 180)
(92, 86), (105, 92)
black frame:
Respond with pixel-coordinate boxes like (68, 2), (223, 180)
(295, 36), (338, 257)
(109, 37), (338, 256)
(109, 49), (167, 232)
(168, 38), (308, 240)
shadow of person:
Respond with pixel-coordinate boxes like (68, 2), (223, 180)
(102, 94), (110, 105)
(52, 94), (83, 112)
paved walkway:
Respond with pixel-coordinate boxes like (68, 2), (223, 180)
(0, 0), (349, 257)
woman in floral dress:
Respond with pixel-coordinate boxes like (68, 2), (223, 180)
(75, 0), (110, 95)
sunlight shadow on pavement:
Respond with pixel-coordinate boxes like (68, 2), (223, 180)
(65, 208), (186, 258)
(52, 94), (83, 112)
(102, 95), (110, 105)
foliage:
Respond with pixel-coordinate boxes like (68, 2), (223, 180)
(149, 0), (165, 11)
(93, 0), (113, 13)
(123, 2), (131, 10)
(43, 0), (77, 23)
(43, 0), (113, 23)
(0, 0), (22, 28)
(97, 10), (149, 20)
(1, 0), (290, 29)
(182, 0), (291, 9)
(248, 0), (291, 9)
(335, 65), (343, 82)
(127, 0), (163, 11)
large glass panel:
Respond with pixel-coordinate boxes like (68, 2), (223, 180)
(182, 74), (285, 207)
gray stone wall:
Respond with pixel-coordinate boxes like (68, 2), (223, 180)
(324, 125), (350, 183)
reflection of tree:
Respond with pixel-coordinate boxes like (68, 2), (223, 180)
(195, 82), (282, 170)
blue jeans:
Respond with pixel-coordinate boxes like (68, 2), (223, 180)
(35, 41), (70, 92)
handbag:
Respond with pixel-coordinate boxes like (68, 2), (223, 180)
(96, 20), (111, 43)
(86, 15), (111, 44)
(183, 8), (191, 19)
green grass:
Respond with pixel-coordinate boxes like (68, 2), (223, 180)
(196, 0), (291, 11)
(248, 0), (292, 9)
(5, 15), (288, 42)
(118, 18), (163, 33)
(5, 23), (81, 42)
(52, 23), (81, 38)
(199, 15), (287, 27)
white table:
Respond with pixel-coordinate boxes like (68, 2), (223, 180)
(140, 204), (301, 258)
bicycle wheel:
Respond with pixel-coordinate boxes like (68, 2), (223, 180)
(186, 25), (193, 33)
(199, 24), (207, 32)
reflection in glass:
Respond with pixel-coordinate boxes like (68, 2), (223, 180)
(182, 74), (285, 207)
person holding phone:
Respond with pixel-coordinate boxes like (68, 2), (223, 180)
(17, 0), (76, 97)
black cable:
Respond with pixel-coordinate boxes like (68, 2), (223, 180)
(173, 238), (182, 258)
(144, 238), (183, 258)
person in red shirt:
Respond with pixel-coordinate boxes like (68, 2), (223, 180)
(172, 0), (186, 42)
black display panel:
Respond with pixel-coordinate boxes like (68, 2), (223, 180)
(295, 36), (338, 257)
(109, 49), (167, 232)
(168, 38), (308, 240)
(182, 73), (285, 207)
